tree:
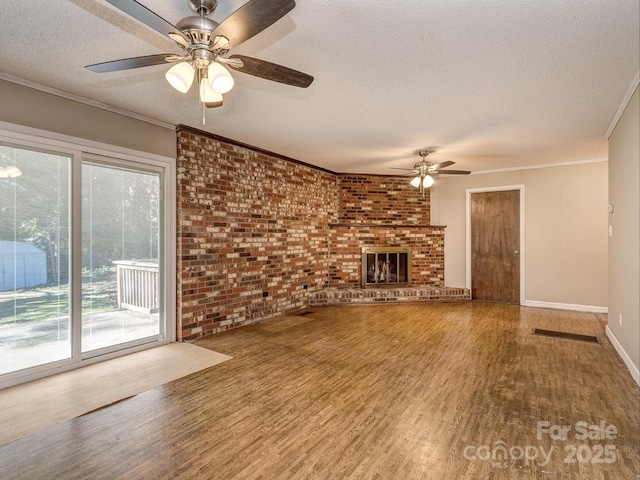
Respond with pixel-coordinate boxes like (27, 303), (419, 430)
(0, 146), (160, 286)
(0, 147), (70, 284)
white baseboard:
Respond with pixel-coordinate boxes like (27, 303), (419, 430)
(606, 325), (640, 386)
(522, 300), (608, 314)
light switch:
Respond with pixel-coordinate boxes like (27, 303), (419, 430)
(608, 204), (614, 213)
(608, 225), (613, 237)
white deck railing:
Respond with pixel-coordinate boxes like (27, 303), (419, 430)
(113, 260), (159, 314)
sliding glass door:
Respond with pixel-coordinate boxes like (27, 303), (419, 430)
(0, 134), (173, 386)
(82, 162), (162, 353)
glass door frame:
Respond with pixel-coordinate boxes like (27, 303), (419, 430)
(0, 124), (176, 389)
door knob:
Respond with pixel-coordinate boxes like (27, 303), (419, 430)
(514, 250), (519, 255)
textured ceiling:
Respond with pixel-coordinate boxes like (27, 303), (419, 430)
(0, 0), (638, 173)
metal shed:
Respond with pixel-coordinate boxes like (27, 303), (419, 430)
(0, 241), (47, 291)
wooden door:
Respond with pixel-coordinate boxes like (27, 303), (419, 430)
(471, 190), (520, 303)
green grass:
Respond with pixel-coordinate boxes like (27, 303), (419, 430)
(0, 277), (118, 325)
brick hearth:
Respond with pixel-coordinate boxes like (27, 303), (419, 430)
(309, 286), (470, 306)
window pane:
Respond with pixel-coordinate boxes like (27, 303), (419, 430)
(0, 145), (71, 374)
(82, 163), (161, 353)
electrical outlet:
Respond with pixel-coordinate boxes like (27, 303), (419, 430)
(619, 313), (623, 327)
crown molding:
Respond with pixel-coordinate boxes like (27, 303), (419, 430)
(605, 71), (640, 139)
(471, 157), (607, 175)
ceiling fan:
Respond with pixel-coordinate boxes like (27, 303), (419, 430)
(392, 150), (470, 195)
(86, 0), (313, 112)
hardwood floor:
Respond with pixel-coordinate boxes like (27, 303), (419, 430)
(0, 302), (637, 479)
(0, 343), (230, 446)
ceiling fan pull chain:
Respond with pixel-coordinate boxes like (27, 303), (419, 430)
(202, 103), (206, 125)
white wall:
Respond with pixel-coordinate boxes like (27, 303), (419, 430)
(431, 160), (608, 311)
(0, 79), (176, 158)
(607, 85), (639, 384)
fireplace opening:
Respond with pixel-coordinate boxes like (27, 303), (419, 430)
(362, 247), (411, 288)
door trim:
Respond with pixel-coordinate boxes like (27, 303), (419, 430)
(466, 185), (525, 304)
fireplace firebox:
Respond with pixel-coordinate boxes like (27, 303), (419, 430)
(361, 247), (411, 288)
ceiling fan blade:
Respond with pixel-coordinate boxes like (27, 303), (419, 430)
(389, 167), (415, 171)
(105, 0), (190, 45)
(85, 54), (177, 73)
(430, 160), (455, 170)
(213, 0), (295, 49)
(215, 56), (244, 69)
(432, 170), (471, 175)
(227, 55), (313, 88)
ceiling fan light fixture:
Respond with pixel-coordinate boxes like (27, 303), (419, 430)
(165, 62), (195, 93)
(199, 75), (223, 104)
(0, 166), (21, 178)
(422, 175), (434, 188)
(410, 176), (421, 188)
(208, 62), (234, 94)
(5, 165), (22, 178)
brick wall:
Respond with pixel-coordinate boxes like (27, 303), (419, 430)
(338, 175), (430, 225)
(177, 127), (337, 340)
(176, 128), (445, 340)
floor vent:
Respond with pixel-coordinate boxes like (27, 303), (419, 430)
(532, 328), (599, 343)
(297, 311), (314, 316)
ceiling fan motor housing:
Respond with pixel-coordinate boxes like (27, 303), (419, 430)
(176, 16), (218, 45)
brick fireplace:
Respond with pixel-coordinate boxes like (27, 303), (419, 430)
(327, 224), (445, 288)
(327, 175), (445, 288)
(176, 126), (452, 341)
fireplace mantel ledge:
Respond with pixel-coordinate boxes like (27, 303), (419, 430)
(328, 223), (446, 228)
